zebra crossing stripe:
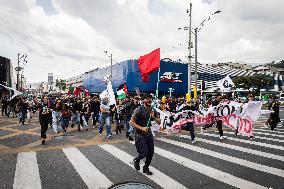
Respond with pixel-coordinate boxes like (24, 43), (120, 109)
(179, 135), (284, 161)
(252, 131), (284, 138)
(99, 144), (187, 189)
(154, 147), (266, 189)
(157, 138), (284, 177)
(13, 151), (42, 189)
(256, 128), (284, 134)
(223, 131), (284, 143)
(62, 147), (113, 189)
(203, 133), (284, 150)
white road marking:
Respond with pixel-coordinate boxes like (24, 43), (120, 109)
(99, 144), (187, 189)
(157, 137), (284, 177)
(13, 151), (42, 189)
(63, 147), (113, 189)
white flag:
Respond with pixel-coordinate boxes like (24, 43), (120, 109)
(107, 81), (116, 106)
(217, 75), (234, 92)
(99, 81), (116, 106)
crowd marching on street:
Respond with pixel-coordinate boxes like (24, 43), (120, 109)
(1, 92), (283, 175)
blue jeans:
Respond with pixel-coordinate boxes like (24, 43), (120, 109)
(19, 111), (27, 123)
(92, 113), (100, 125)
(61, 118), (69, 131)
(81, 114), (89, 128)
(99, 114), (111, 136)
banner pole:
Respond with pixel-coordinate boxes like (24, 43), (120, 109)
(146, 68), (161, 128)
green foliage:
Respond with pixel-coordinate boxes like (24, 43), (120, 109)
(233, 75), (273, 94)
(55, 79), (67, 91)
(266, 60), (284, 68)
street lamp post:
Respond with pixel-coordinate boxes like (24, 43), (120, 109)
(188, 3), (193, 96)
(178, 2), (193, 97)
(16, 53), (27, 91)
(104, 51), (113, 83)
(193, 10), (221, 99)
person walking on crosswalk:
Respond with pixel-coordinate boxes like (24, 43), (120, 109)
(201, 94), (227, 140)
(98, 97), (112, 138)
(269, 96), (280, 131)
(130, 94), (161, 175)
(38, 97), (51, 145)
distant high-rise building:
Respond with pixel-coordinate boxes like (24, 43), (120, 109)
(0, 56), (12, 87)
(48, 73), (54, 85)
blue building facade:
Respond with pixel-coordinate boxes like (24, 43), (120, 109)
(83, 59), (188, 94)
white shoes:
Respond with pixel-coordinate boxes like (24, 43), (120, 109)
(192, 139), (196, 144)
(200, 127), (204, 134)
(264, 124), (269, 129)
(220, 136), (227, 140)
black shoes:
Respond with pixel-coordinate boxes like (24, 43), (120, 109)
(129, 136), (134, 141)
(41, 139), (45, 145)
(133, 158), (140, 171)
(143, 167), (153, 175)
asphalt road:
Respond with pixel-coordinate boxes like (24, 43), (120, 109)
(0, 113), (284, 189)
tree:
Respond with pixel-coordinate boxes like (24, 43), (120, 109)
(234, 75), (273, 95)
(55, 79), (67, 91)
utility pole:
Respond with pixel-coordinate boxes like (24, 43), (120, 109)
(110, 53), (113, 83)
(17, 53), (20, 91)
(194, 27), (198, 99)
(188, 3), (192, 97)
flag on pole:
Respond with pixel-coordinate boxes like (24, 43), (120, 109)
(116, 83), (128, 100)
(217, 75), (235, 92)
(137, 48), (160, 82)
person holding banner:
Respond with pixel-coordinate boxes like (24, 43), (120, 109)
(201, 94), (227, 140)
(180, 99), (196, 143)
(269, 96), (280, 131)
(130, 94), (160, 175)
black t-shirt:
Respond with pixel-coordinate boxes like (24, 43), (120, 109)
(90, 100), (100, 114)
(1, 99), (8, 107)
(132, 105), (157, 135)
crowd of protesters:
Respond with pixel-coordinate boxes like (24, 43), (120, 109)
(0, 93), (282, 144)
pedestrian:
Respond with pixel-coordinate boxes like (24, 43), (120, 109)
(38, 97), (51, 145)
(1, 96), (9, 116)
(90, 96), (100, 127)
(81, 98), (91, 131)
(61, 104), (71, 134)
(73, 98), (83, 131)
(98, 97), (112, 138)
(18, 97), (29, 124)
(130, 94), (161, 175)
(114, 100), (124, 135)
(201, 94), (227, 140)
(180, 99), (196, 143)
(269, 96), (280, 131)
(52, 99), (62, 133)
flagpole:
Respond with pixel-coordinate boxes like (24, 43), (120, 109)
(146, 68), (161, 128)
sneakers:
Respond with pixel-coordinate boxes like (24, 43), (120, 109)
(143, 167), (153, 175)
(98, 133), (102, 136)
(192, 139), (196, 144)
(264, 124), (269, 129)
(107, 135), (112, 138)
(200, 127), (204, 134)
(250, 136), (256, 141)
(220, 136), (227, 140)
(128, 136), (134, 141)
(235, 129), (238, 136)
(133, 158), (140, 171)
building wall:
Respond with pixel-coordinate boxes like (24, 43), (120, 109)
(0, 56), (12, 87)
(84, 59), (188, 94)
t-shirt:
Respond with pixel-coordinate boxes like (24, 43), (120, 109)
(100, 103), (110, 115)
(131, 105), (157, 135)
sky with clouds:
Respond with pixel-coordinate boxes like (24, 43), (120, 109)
(0, 0), (283, 83)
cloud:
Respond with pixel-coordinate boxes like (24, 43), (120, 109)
(0, 0), (283, 83)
